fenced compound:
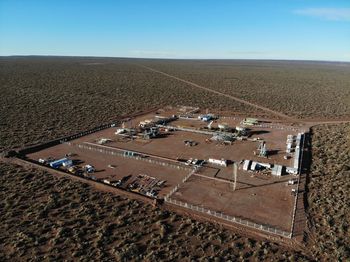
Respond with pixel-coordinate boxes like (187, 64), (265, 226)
(15, 104), (306, 241)
(290, 132), (307, 237)
(66, 142), (192, 172)
(164, 168), (197, 200)
(55, 120), (304, 240)
(165, 197), (292, 238)
(163, 166), (292, 239)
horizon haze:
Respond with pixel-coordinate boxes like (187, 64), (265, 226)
(0, 0), (349, 62)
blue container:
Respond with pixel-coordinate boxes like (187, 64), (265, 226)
(50, 158), (69, 168)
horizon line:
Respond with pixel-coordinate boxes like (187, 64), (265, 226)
(0, 54), (349, 64)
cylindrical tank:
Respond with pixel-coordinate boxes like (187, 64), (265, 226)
(218, 123), (229, 130)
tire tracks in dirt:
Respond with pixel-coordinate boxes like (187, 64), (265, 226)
(136, 64), (350, 127)
(137, 64), (296, 122)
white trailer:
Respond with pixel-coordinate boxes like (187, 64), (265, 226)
(271, 165), (283, 176)
(208, 158), (228, 167)
(243, 160), (251, 171)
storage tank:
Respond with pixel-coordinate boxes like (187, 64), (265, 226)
(49, 158), (70, 168)
(218, 123), (229, 131)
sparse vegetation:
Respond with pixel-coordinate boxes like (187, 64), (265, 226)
(306, 123), (350, 260)
(140, 59), (350, 119)
(0, 57), (254, 152)
(0, 162), (309, 260)
(1, 57), (349, 260)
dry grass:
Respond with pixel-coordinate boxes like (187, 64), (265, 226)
(1, 57), (349, 260)
(306, 123), (350, 260)
(0, 162), (309, 261)
(0, 57), (254, 152)
(140, 60), (350, 119)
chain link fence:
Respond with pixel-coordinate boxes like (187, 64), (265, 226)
(165, 197), (292, 238)
(290, 132), (307, 237)
(66, 142), (192, 171)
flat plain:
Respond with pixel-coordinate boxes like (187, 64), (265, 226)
(139, 59), (350, 119)
(1, 57), (349, 260)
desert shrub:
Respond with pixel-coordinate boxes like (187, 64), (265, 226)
(142, 59), (350, 119)
(306, 124), (350, 261)
(0, 132), (316, 261)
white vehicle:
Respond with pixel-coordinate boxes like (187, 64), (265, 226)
(157, 180), (165, 186)
(115, 128), (126, 135)
(287, 179), (297, 185)
(186, 158), (193, 165)
(84, 164), (95, 173)
(103, 179), (111, 184)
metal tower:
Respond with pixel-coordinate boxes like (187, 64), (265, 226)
(258, 141), (267, 157)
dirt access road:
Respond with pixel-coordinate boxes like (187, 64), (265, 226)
(137, 64), (350, 126)
(137, 64), (295, 121)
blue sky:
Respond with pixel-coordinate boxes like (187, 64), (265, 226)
(0, 0), (349, 61)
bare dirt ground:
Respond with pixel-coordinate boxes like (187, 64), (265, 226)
(172, 174), (294, 232)
(1, 57), (349, 260)
(23, 108), (302, 237)
(0, 161), (310, 261)
(28, 143), (189, 197)
(0, 57), (255, 152)
(137, 64), (295, 121)
(138, 59), (350, 120)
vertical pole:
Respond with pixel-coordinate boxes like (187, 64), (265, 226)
(233, 162), (237, 191)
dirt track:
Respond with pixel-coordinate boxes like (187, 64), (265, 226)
(137, 64), (296, 121)
(137, 64), (350, 127)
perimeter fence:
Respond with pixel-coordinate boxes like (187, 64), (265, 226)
(67, 142), (192, 172)
(165, 197), (292, 238)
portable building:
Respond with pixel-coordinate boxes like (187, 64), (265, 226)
(258, 162), (271, 168)
(296, 133), (302, 141)
(294, 148), (300, 169)
(208, 158), (227, 167)
(243, 160), (251, 171)
(241, 118), (258, 126)
(62, 159), (73, 167)
(271, 165), (284, 176)
(50, 158), (71, 169)
(250, 161), (258, 170)
(250, 161), (267, 171)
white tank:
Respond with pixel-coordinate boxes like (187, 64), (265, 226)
(218, 123), (229, 130)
